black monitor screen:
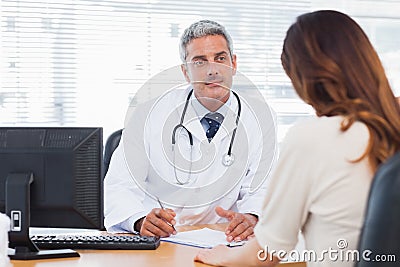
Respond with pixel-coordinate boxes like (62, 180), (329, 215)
(0, 127), (103, 230)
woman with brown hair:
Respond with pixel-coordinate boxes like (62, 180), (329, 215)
(195, 10), (400, 267)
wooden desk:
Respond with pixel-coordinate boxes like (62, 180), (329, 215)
(10, 224), (306, 267)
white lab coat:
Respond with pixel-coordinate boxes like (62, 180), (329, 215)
(104, 85), (277, 233)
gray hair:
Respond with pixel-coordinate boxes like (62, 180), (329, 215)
(179, 20), (233, 62)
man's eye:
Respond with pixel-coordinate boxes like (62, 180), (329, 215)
(216, 56), (226, 61)
(193, 60), (206, 66)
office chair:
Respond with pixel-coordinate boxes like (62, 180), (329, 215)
(355, 151), (400, 266)
(103, 129), (123, 178)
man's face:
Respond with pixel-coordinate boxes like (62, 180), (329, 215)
(181, 35), (237, 108)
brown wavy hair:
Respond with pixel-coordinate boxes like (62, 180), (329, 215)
(281, 10), (400, 172)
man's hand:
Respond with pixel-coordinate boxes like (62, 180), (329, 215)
(138, 208), (177, 237)
(215, 206), (258, 242)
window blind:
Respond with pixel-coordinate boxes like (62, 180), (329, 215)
(1, 0), (399, 140)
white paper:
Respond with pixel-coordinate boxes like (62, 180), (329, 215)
(161, 228), (244, 248)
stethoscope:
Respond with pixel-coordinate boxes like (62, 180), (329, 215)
(171, 89), (241, 185)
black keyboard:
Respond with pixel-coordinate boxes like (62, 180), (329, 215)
(31, 234), (160, 250)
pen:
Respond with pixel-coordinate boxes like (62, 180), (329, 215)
(156, 197), (177, 233)
(227, 240), (245, 247)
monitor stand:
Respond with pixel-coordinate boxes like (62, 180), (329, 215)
(6, 173), (80, 260)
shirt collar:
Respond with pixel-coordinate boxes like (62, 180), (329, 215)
(190, 90), (232, 120)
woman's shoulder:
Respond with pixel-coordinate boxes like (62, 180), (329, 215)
(284, 116), (368, 147)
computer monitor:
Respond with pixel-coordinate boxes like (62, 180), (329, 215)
(0, 127), (103, 260)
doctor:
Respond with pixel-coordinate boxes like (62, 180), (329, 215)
(104, 20), (276, 242)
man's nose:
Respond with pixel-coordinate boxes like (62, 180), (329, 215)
(207, 62), (219, 76)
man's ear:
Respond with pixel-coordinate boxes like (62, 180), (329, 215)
(181, 63), (191, 83)
(231, 54), (237, 76)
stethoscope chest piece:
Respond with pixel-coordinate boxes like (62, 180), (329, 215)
(222, 153), (235, 166)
